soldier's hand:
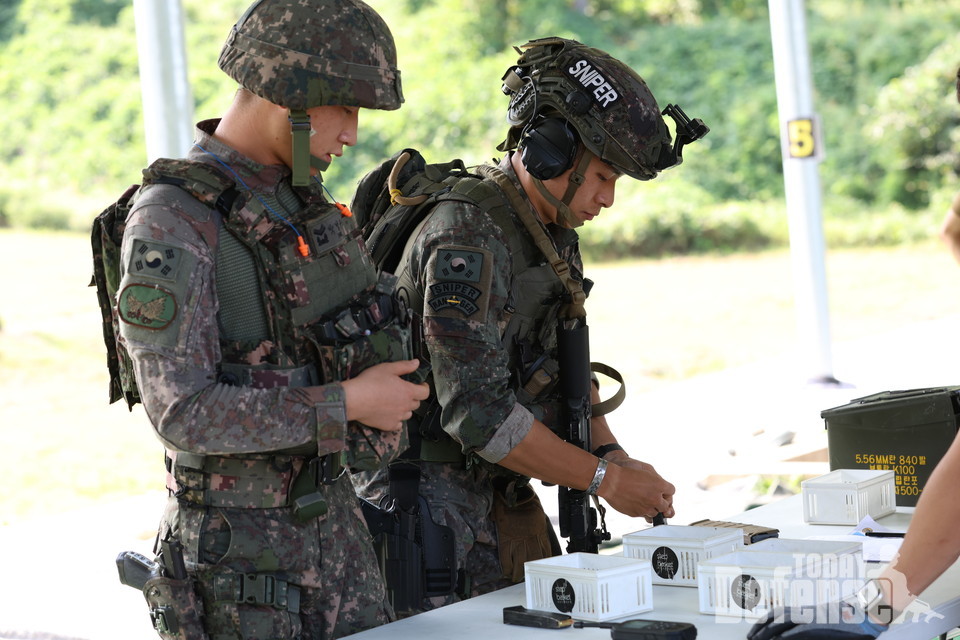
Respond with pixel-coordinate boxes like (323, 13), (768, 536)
(342, 359), (430, 431)
(597, 462), (676, 520)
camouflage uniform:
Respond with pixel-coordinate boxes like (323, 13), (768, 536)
(116, 1), (408, 638)
(121, 120), (407, 639)
(353, 156), (579, 603)
(354, 36), (705, 610)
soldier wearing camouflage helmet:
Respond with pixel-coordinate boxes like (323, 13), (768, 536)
(353, 37), (707, 612)
(115, 1), (428, 638)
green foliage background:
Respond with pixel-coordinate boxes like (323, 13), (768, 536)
(2, 0), (959, 257)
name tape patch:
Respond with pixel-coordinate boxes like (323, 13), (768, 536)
(427, 281), (481, 316)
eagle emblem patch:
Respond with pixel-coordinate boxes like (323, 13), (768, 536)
(118, 284), (177, 330)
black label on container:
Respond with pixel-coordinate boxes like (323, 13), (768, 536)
(551, 578), (576, 612)
(732, 574), (762, 611)
(652, 545), (680, 580)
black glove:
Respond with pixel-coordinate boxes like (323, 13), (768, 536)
(747, 601), (888, 640)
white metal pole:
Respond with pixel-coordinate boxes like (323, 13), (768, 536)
(133, 0), (194, 163)
(768, 0), (836, 384)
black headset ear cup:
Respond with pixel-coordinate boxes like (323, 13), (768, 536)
(520, 118), (578, 180)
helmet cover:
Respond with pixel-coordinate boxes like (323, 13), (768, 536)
(218, 0), (403, 112)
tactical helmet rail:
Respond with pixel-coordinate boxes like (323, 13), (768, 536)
(498, 37), (707, 182)
(218, 0), (404, 184)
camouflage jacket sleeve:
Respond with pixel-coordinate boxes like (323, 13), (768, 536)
(410, 199), (534, 461)
(117, 185), (347, 457)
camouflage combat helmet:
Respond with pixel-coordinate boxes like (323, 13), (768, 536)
(218, 0), (404, 184)
(498, 37), (707, 227)
(499, 37), (675, 180)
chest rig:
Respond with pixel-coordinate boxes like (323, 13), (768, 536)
(211, 169), (405, 388)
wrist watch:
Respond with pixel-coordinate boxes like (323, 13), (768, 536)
(854, 579), (894, 626)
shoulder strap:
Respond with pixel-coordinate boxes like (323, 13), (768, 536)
(477, 165), (625, 416)
(590, 362), (625, 417)
(476, 165), (586, 320)
(142, 158), (241, 217)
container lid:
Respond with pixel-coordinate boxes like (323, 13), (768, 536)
(698, 550), (804, 570)
(748, 537), (862, 555)
(525, 551), (646, 571)
(622, 525), (742, 543)
(801, 469), (894, 488)
(821, 386), (960, 421)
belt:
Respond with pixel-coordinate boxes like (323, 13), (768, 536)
(168, 452), (343, 517)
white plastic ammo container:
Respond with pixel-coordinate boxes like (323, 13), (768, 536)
(697, 547), (862, 620)
(801, 469), (896, 525)
(524, 552), (653, 622)
(621, 525), (743, 586)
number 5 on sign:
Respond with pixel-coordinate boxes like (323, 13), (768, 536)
(787, 117), (821, 159)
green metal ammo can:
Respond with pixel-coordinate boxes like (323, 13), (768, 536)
(820, 386), (960, 506)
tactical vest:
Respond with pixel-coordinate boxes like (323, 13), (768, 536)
(123, 158), (412, 517)
(391, 165), (579, 458)
(132, 158), (412, 393)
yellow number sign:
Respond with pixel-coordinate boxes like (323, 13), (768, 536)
(787, 118), (817, 158)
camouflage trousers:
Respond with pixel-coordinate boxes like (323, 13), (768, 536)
(353, 461), (533, 613)
(161, 472), (393, 640)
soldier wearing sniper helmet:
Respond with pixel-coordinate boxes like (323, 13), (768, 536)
(353, 37), (707, 612)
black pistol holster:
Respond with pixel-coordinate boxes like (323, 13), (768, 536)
(360, 450), (458, 616)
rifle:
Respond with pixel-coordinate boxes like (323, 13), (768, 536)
(556, 318), (610, 553)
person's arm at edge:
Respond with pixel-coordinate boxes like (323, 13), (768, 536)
(875, 431), (960, 617)
(938, 191), (960, 264)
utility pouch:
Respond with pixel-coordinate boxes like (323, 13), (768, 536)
(142, 574), (209, 640)
(492, 482), (557, 582)
(289, 455), (342, 522)
(314, 320), (413, 472)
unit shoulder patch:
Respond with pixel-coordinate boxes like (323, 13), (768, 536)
(118, 283), (178, 330)
(427, 245), (493, 319)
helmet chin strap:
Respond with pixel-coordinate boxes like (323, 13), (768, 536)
(288, 109), (330, 186)
(530, 149), (593, 229)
